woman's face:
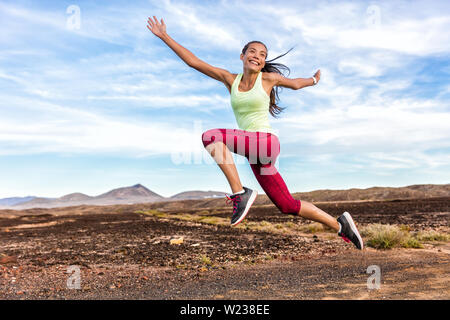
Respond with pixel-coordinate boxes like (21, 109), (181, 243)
(240, 42), (267, 72)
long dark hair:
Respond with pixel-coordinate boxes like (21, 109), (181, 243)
(241, 41), (294, 118)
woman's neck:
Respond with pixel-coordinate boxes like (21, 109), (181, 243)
(240, 70), (259, 88)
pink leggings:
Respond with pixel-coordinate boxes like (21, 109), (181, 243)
(201, 128), (301, 215)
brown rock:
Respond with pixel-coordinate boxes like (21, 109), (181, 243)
(170, 237), (184, 245)
(0, 255), (18, 265)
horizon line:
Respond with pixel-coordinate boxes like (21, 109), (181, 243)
(1, 182), (449, 200)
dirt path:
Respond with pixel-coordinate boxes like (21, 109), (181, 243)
(0, 198), (449, 300)
(1, 246), (448, 300)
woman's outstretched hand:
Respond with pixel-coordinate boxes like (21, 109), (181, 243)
(313, 69), (321, 84)
(147, 16), (167, 38)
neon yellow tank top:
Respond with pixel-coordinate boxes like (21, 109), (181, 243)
(230, 71), (276, 135)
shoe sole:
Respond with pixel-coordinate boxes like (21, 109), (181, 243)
(231, 190), (258, 227)
(343, 211), (364, 250)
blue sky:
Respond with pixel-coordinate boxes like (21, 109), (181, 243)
(0, 0), (449, 198)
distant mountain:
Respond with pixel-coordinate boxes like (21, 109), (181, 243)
(0, 184), (228, 210)
(293, 184), (450, 202)
(0, 196), (36, 206)
(97, 184), (162, 199)
(60, 193), (93, 202)
(9, 184), (166, 210)
(170, 190), (225, 200)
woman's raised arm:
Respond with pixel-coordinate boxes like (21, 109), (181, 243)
(147, 16), (233, 86)
(266, 70), (321, 90)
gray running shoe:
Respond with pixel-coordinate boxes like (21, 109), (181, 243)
(225, 187), (258, 226)
(337, 212), (364, 250)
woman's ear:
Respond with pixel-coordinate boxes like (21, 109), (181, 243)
(240, 53), (244, 61)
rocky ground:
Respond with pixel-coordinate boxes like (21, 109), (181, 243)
(0, 197), (449, 300)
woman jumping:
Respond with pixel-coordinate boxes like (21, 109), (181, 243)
(147, 16), (364, 250)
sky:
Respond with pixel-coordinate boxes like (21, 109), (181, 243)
(0, 0), (449, 198)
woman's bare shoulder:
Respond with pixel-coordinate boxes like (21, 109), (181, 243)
(262, 71), (280, 80)
(262, 71), (281, 85)
(223, 73), (239, 93)
(225, 73), (239, 84)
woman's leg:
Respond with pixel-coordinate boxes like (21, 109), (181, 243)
(247, 133), (340, 231)
(202, 128), (248, 194)
(202, 128), (259, 226)
(242, 131), (299, 215)
(204, 141), (243, 194)
(251, 163), (339, 230)
(299, 201), (340, 231)
(202, 128), (342, 232)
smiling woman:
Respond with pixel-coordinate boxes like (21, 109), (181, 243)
(239, 41), (294, 118)
(147, 16), (364, 250)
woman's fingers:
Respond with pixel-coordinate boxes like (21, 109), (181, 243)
(148, 16), (165, 34)
(152, 16), (165, 26)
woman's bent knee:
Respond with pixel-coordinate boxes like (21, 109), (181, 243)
(279, 199), (301, 216)
(202, 129), (224, 148)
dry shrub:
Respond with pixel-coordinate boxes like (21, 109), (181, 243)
(296, 222), (324, 234)
(416, 230), (450, 242)
(360, 224), (423, 249)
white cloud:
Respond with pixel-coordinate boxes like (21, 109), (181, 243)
(267, 1), (450, 56)
(0, 51), (228, 109)
(0, 1), (154, 47)
(332, 16), (450, 55)
(299, 67), (364, 105)
(338, 59), (383, 78)
(276, 91), (450, 178)
(86, 93), (229, 108)
(280, 97), (450, 145)
(160, 0), (242, 51)
(0, 96), (205, 157)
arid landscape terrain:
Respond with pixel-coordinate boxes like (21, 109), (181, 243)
(0, 185), (449, 300)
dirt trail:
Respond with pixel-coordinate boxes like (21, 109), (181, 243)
(0, 197), (449, 299)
